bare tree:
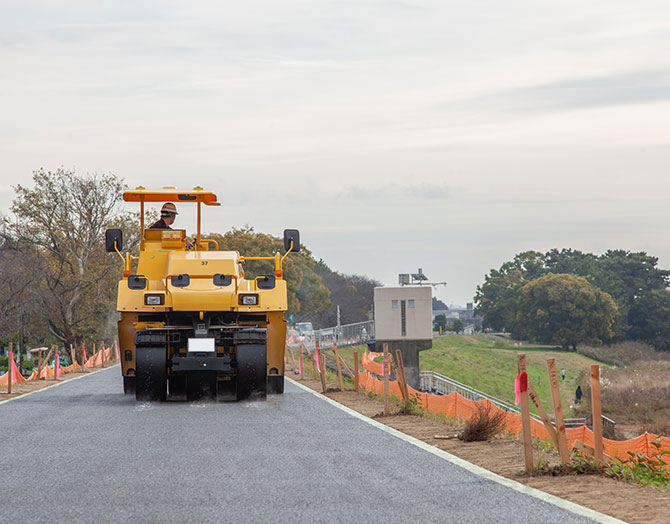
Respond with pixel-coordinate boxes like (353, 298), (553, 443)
(8, 169), (125, 347)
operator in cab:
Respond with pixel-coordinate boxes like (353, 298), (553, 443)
(150, 202), (193, 248)
(150, 202), (178, 229)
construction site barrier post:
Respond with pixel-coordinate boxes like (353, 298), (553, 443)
(319, 354), (327, 394)
(547, 358), (570, 468)
(528, 382), (559, 450)
(383, 343), (390, 415)
(591, 365), (604, 467)
(55, 348), (60, 381)
(353, 352), (359, 393)
(389, 354), (408, 404)
(517, 354), (533, 474)
(298, 353), (303, 379)
(395, 349), (410, 402)
(7, 347), (13, 394)
(332, 344), (344, 392)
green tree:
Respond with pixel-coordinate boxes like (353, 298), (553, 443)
(515, 273), (618, 350)
(433, 314), (447, 332)
(452, 319), (464, 333)
(208, 226), (331, 315)
(628, 289), (670, 351)
(477, 248), (670, 342)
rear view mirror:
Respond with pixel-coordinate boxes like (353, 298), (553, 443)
(105, 229), (123, 252)
(283, 229), (300, 253)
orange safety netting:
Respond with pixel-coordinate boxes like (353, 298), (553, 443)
(360, 352), (670, 459)
(2, 345), (114, 387)
(0, 358), (28, 387)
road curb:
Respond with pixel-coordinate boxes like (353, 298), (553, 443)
(287, 377), (627, 524)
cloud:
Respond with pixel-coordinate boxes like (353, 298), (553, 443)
(471, 68), (670, 113)
(333, 182), (450, 203)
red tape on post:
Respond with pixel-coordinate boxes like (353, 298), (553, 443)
(519, 372), (528, 393)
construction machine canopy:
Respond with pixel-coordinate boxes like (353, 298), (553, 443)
(123, 187), (221, 206)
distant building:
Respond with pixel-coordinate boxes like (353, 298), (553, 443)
(433, 302), (482, 326)
(373, 286), (432, 388)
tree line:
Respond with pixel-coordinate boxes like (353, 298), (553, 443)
(475, 249), (670, 350)
(0, 169), (376, 361)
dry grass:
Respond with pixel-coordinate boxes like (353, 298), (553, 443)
(458, 404), (507, 442)
(577, 341), (670, 367)
(575, 359), (670, 437)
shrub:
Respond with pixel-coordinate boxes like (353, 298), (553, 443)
(458, 404), (506, 442)
(606, 434), (670, 488)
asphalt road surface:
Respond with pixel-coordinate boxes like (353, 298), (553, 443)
(1, 368), (618, 523)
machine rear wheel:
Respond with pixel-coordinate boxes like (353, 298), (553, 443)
(267, 375), (284, 394)
(123, 376), (136, 395)
(236, 343), (267, 401)
(135, 346), (167, 401)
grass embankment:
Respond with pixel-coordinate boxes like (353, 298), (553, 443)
(420, 335), (606, 417)
(331, 336), (605, 419)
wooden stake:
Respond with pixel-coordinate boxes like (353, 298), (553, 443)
(319, 354), (327, 394)
(517, 354), (534, 474)
(547, 358), (570, 467)
(332, 345), (344, 391)
(388, 354), (408, 403)
(395, 349), (410, 401)
(311, 353), (318, 380)
(383, 359), (390, 416)
(528, 383), (559, 450)
(54, 348), (60, 381)
(37, 347), (54, 379)
(38, 348), (43, 378)
(331, 350), (354, 380)
(574, 440), (612, 463)
(70, 345), (76, 373)
(354, 351), (359, 392)
(7, 346), (13, 394)
(101, 343), (106, 368)
(299, 353), (303, 380)
(591, 365), (604, 467)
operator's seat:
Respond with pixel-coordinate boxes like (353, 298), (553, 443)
(144, 228), (186, 250)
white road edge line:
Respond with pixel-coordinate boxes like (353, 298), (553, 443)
(287, 377), (627, 524)
(0, 365), (119, 406)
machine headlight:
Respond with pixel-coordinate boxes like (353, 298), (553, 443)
(144, 294), (165, 306)
(239, 294), (259, 306)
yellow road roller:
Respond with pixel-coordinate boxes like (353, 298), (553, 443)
(105, 187), (300, 401)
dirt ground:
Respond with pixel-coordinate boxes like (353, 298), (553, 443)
(289, 365), (670, 524)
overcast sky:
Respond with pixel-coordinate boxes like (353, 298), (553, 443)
(2, 1), (670, 306)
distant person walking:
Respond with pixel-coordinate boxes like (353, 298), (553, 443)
(561, 368), (566, 382)
(575, 385), (583, 404)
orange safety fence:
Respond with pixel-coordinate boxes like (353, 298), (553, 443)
(360, 352), (670, 460)
(2, 345), (115, 388)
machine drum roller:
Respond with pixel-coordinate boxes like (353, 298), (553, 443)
(135, 346), (167, 402)
(235, 329), (268, 401)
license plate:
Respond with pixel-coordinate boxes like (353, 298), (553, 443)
(188, 338), (215, 352)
